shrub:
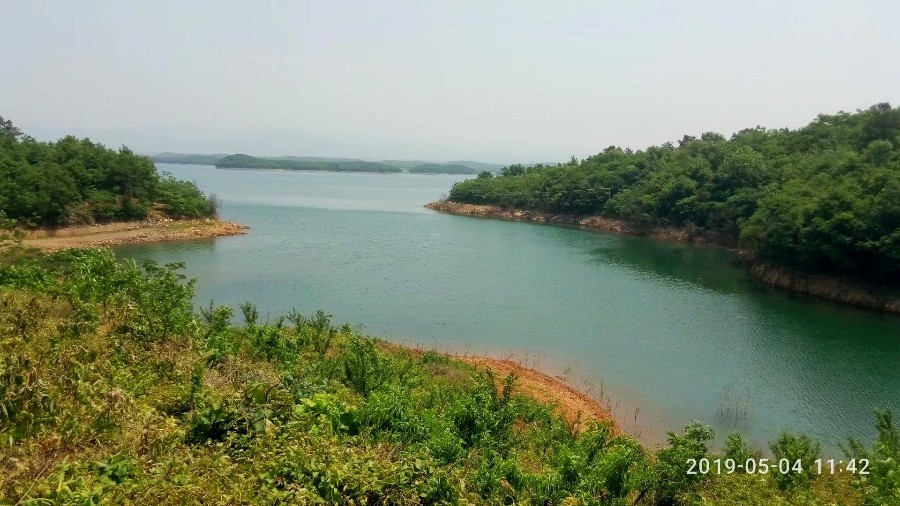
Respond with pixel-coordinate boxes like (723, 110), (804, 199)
(653, 421), (715, 505)
(722, 432), (756, 469)
(342, 335), (393, 398)
(0, 356), (57, 442)
(842, 409), (900, 505)
(769, 430), (821, 491)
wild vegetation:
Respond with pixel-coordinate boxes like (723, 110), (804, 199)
(0, 117), (217, 228)
(1, 245), (896, 504)
(447, 104), (900, 287)
(216, 154), (402, 173)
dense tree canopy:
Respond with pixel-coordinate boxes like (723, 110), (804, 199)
(0, 117), (216, 228)
(448, 104), (900, 286)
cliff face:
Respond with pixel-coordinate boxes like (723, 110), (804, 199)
(750, 263), (900, 313)
(427, 200), (900, 313)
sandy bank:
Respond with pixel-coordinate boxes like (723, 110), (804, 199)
(22, 218), (248, 251)
(426, 200), (900, 313)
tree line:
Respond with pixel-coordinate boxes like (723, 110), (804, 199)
(216, 154), (402, 173)
(448, 104), (900, 286)
(0, 117), (217, 228)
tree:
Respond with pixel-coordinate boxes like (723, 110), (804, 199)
(0, 116), (23, 142)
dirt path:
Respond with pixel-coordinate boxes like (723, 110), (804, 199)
(455, 355), (617, 433)
(22, 218), (248, 251)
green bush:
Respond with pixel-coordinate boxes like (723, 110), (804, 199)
(842, 409), (900, 505)
(769, 431), (821, 491)
(653, 421), (716, 505)
(722, 432), (757, 469)
(342, 335), (393, 398)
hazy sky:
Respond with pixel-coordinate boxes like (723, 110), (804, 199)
(3, 1), (899, 163)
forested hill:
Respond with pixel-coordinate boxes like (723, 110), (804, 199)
(150, 152), (227, 165)
(447, 103), (900, 286)
(0, 117), (217, 228)
(153, 152), (508, 173)
(216, 154), (402, 173)
(409, 163), (477, 174)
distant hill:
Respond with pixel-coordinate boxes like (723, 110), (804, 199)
(385, 160), (504, 172)
(215, 154), (401, 173)
(408, 163), (477, 175)
(150, 153), (227, 165)
(379, 159), (432, 170)
(273, 156), (363, 163)
(445, 160), (505, 172)
(153, 152), (508, 173)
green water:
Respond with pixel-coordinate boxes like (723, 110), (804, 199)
(118, 163), (900, 454)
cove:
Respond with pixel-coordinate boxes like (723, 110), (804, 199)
(115, 163), (900, 454)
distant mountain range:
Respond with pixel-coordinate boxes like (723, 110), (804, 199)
(150, 152), (505, 174)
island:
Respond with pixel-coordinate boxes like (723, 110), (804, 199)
(215, 154), (402, 173)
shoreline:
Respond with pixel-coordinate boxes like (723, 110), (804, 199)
(426, 200), (900, 313)
(425, 200), (740, 247)
(22, 218), (248, 251)
(454, 355), (619, 434)
(384, 342), (619, 434)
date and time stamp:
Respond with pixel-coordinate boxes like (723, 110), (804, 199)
(686, 458), (870, 475)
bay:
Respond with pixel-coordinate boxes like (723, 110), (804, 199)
(116, 163), (900, 453)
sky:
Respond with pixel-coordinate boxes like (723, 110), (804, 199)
(2, 1), (899, 164)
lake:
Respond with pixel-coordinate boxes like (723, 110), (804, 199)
(117, 163), (900, 454)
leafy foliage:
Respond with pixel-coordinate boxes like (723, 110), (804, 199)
(0, 117), (216, 227)
(842, 410), (900, 505)
(653, 422), (716, 505)
(769, 431), (821, 491)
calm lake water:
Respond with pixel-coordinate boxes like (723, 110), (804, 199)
(118, 163), (900, 454)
